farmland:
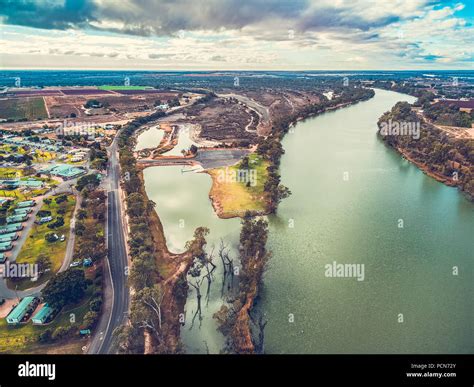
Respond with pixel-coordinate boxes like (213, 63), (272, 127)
(98, 85), (149, 90)
(0, 97), (48, 121)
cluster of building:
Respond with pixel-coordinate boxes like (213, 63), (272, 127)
(0, 178), (44, 190)
(0, 199), (35, 254)
(66, 148), (88, 163)
(1, 136), (60, 153)
(5, 296), (55, 325)
(39, 164), (86, 180)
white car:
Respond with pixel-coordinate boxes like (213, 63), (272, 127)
(70, 261), (81, 268)
(60, 235), (65, 242)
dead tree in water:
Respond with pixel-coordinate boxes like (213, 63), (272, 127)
(218, 239), (234, 296)
(188, 276), (204, 329)
(203, 247), (216, 305)
(250, 311), (268, 354)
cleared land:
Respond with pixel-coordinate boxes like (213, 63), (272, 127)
(44, 91), (179, 119)
(98, 85), (148, 90)
(0, 97), (48, 121)
(181, 97), (255, 143)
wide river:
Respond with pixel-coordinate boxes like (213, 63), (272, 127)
(143, 89), (473, 354)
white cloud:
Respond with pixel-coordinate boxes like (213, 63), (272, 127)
(0, 1), (472, 69)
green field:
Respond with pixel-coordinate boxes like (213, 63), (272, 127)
(98, 85), (149, 90)
(0, 97), (48, 121)
(208, 152), (270, 217)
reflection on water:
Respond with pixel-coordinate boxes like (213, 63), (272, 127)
(143, 89), (473, 354)
(162, 127), (199, 156)
(135, 125), (164, 151)
(260, 89), (474, 354)
(143, 166), (240, 353)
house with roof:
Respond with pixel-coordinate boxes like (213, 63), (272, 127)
(40, 164), (86, 180)
(31, 304), (55, 325)
(6, 297), (39, 324)
(0, 241), (13, 252)
(0, 232), (19, 243)
(17, 200), (36, 208)
(6, 214), (28, 224)
(0, 223), (24, 234)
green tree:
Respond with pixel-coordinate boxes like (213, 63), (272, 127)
(43, 269), (87, 309)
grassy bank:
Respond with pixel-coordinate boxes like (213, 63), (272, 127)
(207, 153), (270, 218)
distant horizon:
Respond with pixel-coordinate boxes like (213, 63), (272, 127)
(1, 68), (473, 73)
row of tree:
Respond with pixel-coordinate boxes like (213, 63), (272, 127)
(378, 101), (474, 200)
(113, 110), (168, 353)
(214, 213), (270, 353)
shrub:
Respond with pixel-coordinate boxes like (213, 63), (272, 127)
(82, 311), (99, 329)
(89, 297), (102, 312)
(51, 326), (70, 341)
(39, 329), (53, 343)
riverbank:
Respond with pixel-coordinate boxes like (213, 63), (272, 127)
(396, 146), (458, 186)
(377, 101), (474, 202)
(205, 153), (271, 219)
(259, 88), (474, 354)
(205, 91), (377, 220)
(117, 110), (212, 354)
(209, 88), (378, 353)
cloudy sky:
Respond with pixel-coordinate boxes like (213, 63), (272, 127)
(0, 0), (472, 70)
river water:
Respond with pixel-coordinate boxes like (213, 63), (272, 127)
(143, 166), (240, 353)
(162, 127), (199, 156)
(135, 125), (164, 151)
(142, 89), (473, 354)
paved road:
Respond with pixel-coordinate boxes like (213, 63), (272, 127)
(138, 149), (250, 170)
(88, 137), (130, 354)
(219, 93), (270, 122)
(89, 100), (201, 353)
(59, 191), (81, 273)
